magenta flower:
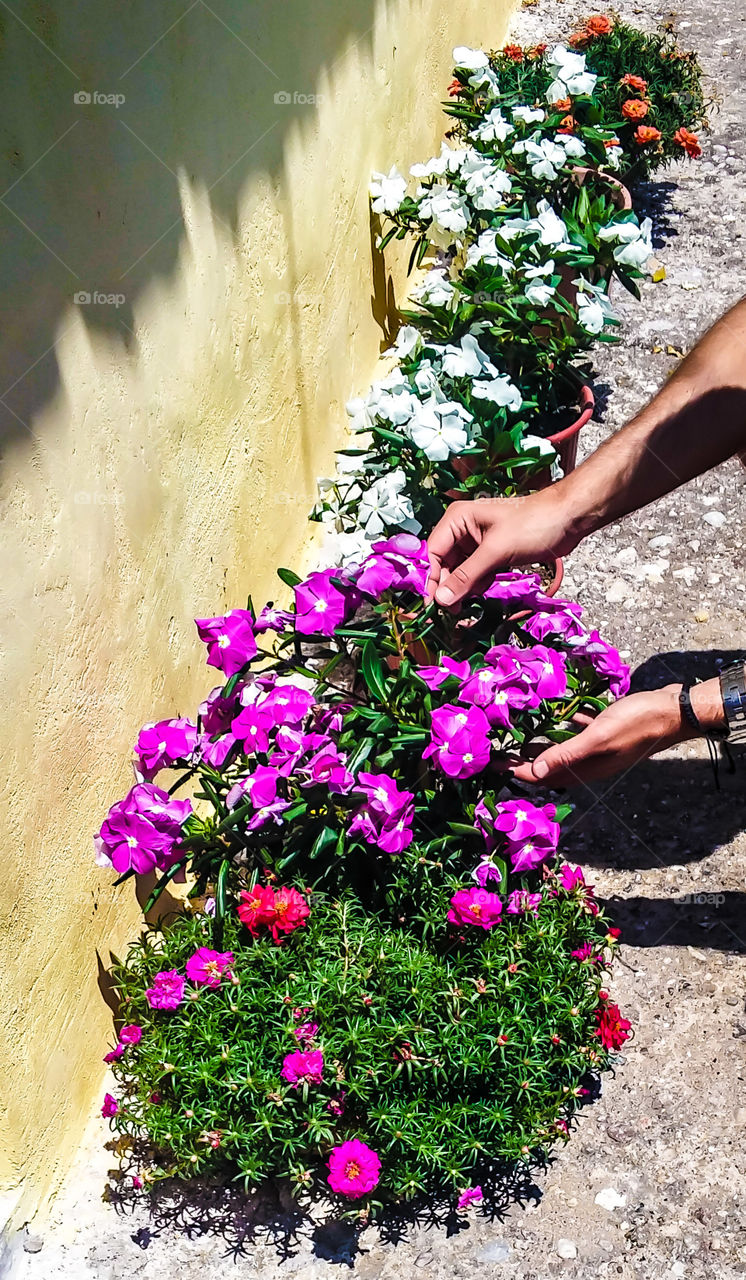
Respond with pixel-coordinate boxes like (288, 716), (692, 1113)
(483, 570), (544, 603)
(507, 889), (542, 916)
(568, 630), (630, 698)
(261, 682), (315, 727)
(327, 1139), (381, 1198)
(134, 717), (199, 781)
(522, 603), (584, 642)
(458, 666), (518, 729)
(447, 886), (503, 930)
(457, 1185), (484, 1210)
(101, 1093), (118, 1118)
(423, 704), (491, 779)
(293, 1021), (319, 1043)
(118, 1024), (143, 1045)
(95, 784), (192, 876)
(198, 734), (234, 769)
(294, 569), (360, 637)
(185, 947), (234, 989)
(281, 1049), (324, 1088)
(254, 604), (293, 633)
(270, 725), (327, 775)
(195, 609), (257, 677)
(103, 1043), (125, 1064)
(299, 742), (354, 794)
(471, 855), (503, 888)
(415, 656), (471, 690)
(198, 685), (242, 735)
(354, 533), (429, 598)
(557, 863), (586, 892)
(571, 942), (597, 962)
(145, 969), (186, 1010)
(348, 771), (415, 853)
(231, 702), (276, 754)
(225, 765), (289, 829)
(492, 798), (560, 845)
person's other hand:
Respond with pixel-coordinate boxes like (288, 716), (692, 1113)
(426, 494), (576, 607)
(510, 685), (693, 787)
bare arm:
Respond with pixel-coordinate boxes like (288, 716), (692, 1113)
(427, 295), (746, 605)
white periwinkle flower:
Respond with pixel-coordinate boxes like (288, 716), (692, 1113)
(524, 259), (557, 307)
(409, 399), (472, 460)
(546, 44), (598, 101)
(370, 166), (407, 214)
(384, 325), (423, 360)
(512, 105), (546, 125)
(529, 200), (576, 251)
(410, 141), (469, 179)
(357, 468), (419, 536)
(458, 153), (513, 210)
(471, 374), (522, 411)
(576, 292), (607, 333)
(441, 333), (498, 379)
(464, 228), (513, 272)
(603, 145), (624, 171)
(452, 46), (490, 71)
(597, 217), (653, 269)
(417, 185), (470, 245)
(412, 268), (458, 310)
(557, 133), (587, 159)
(520, 136), (568, 182)
(470, 108), (515, 144)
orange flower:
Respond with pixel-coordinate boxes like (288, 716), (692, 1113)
(603, 136), (621, 148)
(558, 115), (576, 134)
(619, 73), (648, 93)
(674, 126), (702, 158)
(526, 42), (548, 59)
(634, 125), (662, 145)
(553, 96), (572, 112)
(447, 77), (463, 97)
(586, 13), (613, 35)
(568, 31), (590, 48)
(622, 97), (650, 120)
(502, 43), (524, 62)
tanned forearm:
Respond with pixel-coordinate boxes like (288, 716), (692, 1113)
(549, 295), (746, 550)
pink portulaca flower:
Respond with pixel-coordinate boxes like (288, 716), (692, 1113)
(293, 1021), (319, 1043)
(423, 704), (492, 779)
(185, 948), (234, 989)
(195, 609), (257, 677)
(118, 1024), (143, 1045)
(448, 886), (503, 930)
(101, 1093), (118, 1118)
(457, 1185), (484, 1210)
(348, 771), (415, 853)
(506, 889), (542, 916)
(134, 717), (199, 782)
(353, 533), (429, 599)
(95, 784), (192, 876)
(145, 969), (186, 1010)
(281, 1049), (324, 1088)
(103, 1043), (125, 1064)
(327, 1139), (381, 1198)
(294, 568), (360, 637)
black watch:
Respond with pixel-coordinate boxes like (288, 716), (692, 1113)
(719, 662), (746, 743)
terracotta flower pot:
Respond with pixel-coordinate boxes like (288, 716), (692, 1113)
(508, 555), (565, 623)
(545, 383), (595, 476)
(570, 165), (633, 211)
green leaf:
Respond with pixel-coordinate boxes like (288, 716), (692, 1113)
(277, 567), (301, 589)
(361, 640), (389, 704)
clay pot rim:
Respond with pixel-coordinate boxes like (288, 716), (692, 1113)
(546, 384), (594, 448)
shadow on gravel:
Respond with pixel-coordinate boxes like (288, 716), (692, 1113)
(628, 178), (681, 247)
(103, 1147), (546, 1262)
(565, 650), (746, 950)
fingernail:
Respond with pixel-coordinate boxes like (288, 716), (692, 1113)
(533, 760), (549, 779)
(436, 586), (454, 605)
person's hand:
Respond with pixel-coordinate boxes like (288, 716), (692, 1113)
(510, 685), (696, 787)
(426, 493), (577, 607)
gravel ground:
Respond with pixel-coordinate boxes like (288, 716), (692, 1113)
(9, 0), (746, 1276)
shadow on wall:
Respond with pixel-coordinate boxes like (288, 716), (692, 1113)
(0, 0), (385, 456)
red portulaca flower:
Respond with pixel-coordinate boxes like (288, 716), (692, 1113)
(622, 98), (650, 121)
(674, 126), (702, 158)
(327, 1139), (381, 1198)
(620, 73), (648, 93)
(594, 1002), (632, 1050)
(238, 884), (310, 942)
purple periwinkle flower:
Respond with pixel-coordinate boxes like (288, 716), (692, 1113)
(225, 764), (289, 830)
(483, 570), (544, 603)
(95, 784), (192, 875)
(197, 734), (234, 769)
(521, 602), (585, 642)
(199, 685), (242, 736)
(568, 630), (630, 698)
(423, 704), (492, 779)
(348, 771), (415, 853)
(299, 742), (354, 794)
(231, 702), (276, 754)
(134, 717), (199, 781)
(195, 609), (257, 677)
(506, 889), (542, 916)
(475, 797), (560, 874)
(415, 656), (471, 690)
(294, 568), (360, 637)
(260, 683), (315, 727)
(254, 604), (294, 633)
(353, 533), (429, 599)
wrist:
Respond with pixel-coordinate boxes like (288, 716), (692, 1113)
(674, 678), (728, 741)
(542, 477), (601, 556)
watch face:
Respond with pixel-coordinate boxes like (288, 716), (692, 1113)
(720, 663), (746, 741)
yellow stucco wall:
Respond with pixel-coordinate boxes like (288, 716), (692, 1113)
(0, 0), (516, 1230)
